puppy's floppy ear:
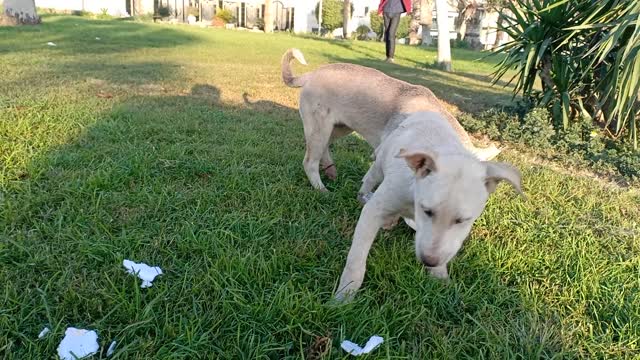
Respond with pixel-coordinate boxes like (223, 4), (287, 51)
(396, 148), (438, 178)
(483, 161), (525, 197)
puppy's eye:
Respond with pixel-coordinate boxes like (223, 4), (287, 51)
(424, 209), (434, 217)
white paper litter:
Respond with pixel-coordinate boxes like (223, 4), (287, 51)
(95, 37), (101, 40)
(57, 327), (99, 360)
(341, 335), (384, 356)
(47, 42), (57, 46)
(106, 340), (117, 357)
(123, 259), (163, 288)
(38, 327), (50, 338)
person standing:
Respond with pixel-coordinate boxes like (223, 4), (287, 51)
(378, 0), (412, 63)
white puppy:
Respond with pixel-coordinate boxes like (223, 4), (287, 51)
(281, 48), (501, 192)
(335, 111), (523, 301)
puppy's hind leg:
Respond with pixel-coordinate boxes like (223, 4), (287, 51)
(321, 125), (353, 181)
(302, 123), (333, 192)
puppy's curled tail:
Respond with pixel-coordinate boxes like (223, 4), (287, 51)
(282, 48), (309, 88)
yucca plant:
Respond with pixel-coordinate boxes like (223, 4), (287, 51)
(491, 0), (639, 148)
(568, 0), (640, 148)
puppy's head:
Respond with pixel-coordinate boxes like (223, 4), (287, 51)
(397, 148), (523, 273)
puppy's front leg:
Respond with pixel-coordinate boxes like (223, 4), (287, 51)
(335, 194), (391, 302)
(357, 162), (383, 205)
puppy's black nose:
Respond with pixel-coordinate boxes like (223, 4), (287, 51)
(421, 254), (439, 268)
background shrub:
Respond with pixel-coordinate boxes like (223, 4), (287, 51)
(157, 6), (170, 17)
(355, 25), (370, 40)
(216, 8), (234, 24)
(315, 0), (354, 32)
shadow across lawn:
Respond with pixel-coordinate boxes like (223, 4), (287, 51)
(295, 37), (515, 113)
(0, 15), (202, 56)
(325, 53), (514, 113)
(1, 73), (567, 357)
(0, 15), (204, 103)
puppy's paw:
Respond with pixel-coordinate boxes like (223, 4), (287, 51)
(324, 169), (337, 181)
(323, 164), (337, 180)
(334, 288), (357, 303)
(335, 277), (361, 303)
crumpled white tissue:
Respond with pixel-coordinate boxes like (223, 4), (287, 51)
(38, 327), (50, 338)
(106, 340), (117, 357)
(47, 42), (56, 46)
(123, 259), (163, 288)
(341, 335), (384, 356)
(57, 327), (99, 360)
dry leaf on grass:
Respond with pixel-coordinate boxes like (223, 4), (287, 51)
(96, 92), (113, 99)
(306, 334), (331, 360)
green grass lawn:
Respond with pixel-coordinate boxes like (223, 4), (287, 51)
(1, 15), (639, 359)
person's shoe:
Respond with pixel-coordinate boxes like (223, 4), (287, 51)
(384, 57), (395, 63)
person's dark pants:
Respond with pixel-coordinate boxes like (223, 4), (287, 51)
(383, 12), (401, 59)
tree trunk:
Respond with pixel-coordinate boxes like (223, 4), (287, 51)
(420, 0), (433, 46)
(458, 22), (467, 40)
(409, 0), (421, 45)
(342, 0), (350, 39)
(492, 10), (505, 49)
(464, 7), (481, 49)
(457, 0), (479, 42)
(317, 0), (323, 35)
(135, 0), (144, 17)
(264, 0), (273, 33)
(539, 54), (554, 93)
(435, 0), (452, 71)
(454, 0), (466, 40)
(1, 0), (40, 25)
